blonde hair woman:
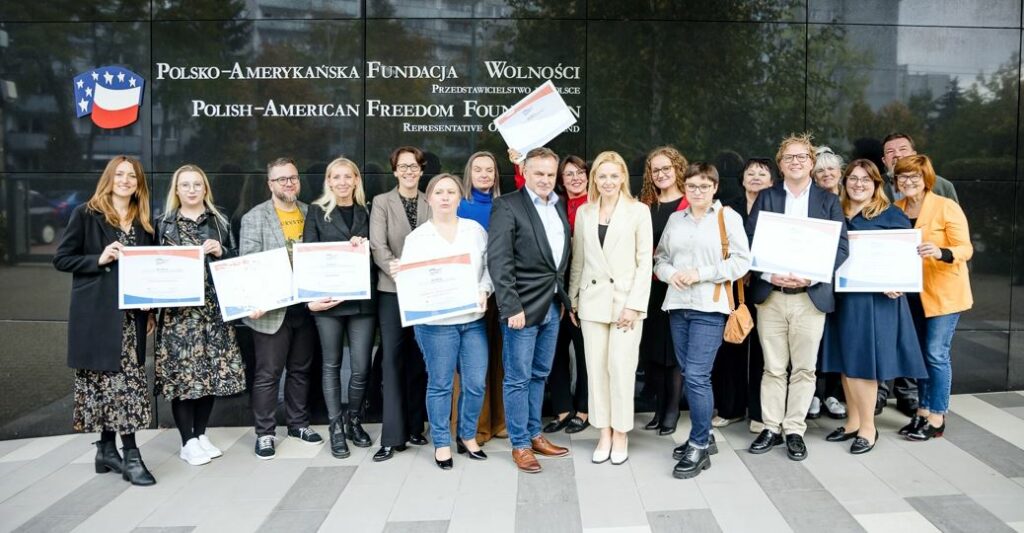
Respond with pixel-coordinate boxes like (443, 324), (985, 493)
(568, 151), (653, 465)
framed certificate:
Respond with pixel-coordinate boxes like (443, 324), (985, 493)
(209, 247), (295, 321)
(750, 212), (844, 283)
(836, 229), (922, 293)
(493, 80), (577, 156)
(292, 241), (372, 303)
(395, 253), (481, 327)
(118, 246), (204, 309)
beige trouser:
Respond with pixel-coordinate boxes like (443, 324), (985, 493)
(756, 291), (826, 436)
(581, 319), (644, 432)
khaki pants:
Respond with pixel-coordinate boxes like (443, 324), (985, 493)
(581, 320), (643, 432)
(756, 291), (825, 436)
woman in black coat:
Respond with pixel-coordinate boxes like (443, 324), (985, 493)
(53, 155), (157, 486)
(303, 157), (378, 459)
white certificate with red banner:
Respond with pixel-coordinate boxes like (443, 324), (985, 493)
(291, 241), (372, 303)
(493, 80), (577, 156)
(118, 246), (204, 309)
(395, 253), (481, 327)
(836, 230), (922, 293)
(750, 212), (843, 283)
(209, 247), (295, 321)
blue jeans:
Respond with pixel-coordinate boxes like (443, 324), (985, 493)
(669, 309), (726, 447)
(917, 313), (960, 415)
(414, 319), (489, 448)
(502, 303), (561, 449)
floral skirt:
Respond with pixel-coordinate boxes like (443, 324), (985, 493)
(73, 314), (151, 434)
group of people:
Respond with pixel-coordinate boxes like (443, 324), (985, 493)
(54, 131), (972, 486)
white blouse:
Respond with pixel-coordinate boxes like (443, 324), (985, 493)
(400, 218), (493, 325)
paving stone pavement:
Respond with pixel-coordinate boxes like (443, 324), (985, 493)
(2, 392), (1024, 533)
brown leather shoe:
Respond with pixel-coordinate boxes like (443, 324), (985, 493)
(531, 435), (569, 457)
(512, 448), (542, 473)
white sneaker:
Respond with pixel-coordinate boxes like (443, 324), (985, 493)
(197, 434), (223, 458)
(824, 397), (847, 418)
(807, 396), (822, 418)
(712, 416), (742, 428)
(180, 438), (212, 466)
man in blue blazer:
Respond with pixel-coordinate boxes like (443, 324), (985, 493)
(488, 147), (573, 473)
(745, 134), (849, 462)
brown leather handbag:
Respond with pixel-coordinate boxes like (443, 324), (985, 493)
(713, 207), (754, 344)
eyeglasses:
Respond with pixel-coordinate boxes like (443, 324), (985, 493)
(269, 176), (299, 185)
(396, 164), (421, 172)
(563, 170), (586, 179)
(685, 183), (714, 193)
(651, 165), (673, 176)
(780, 154), (810, 163)
(895, 174), (922, 183)
(845, 176), (873, 185)
(177, 182), (205, 191)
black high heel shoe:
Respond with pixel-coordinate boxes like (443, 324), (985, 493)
(850, 431), (877, 454)
(644, 416), (661, 431)
(825, 427), (859, 442)
(456, 439), (488, 460)
(898, 415), (926, 436)
(434, 449), (454, 470)
(906, 421), (945, 441)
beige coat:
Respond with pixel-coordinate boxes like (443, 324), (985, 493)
(568, 196), (653, 324)
(369, 187), (429, 293)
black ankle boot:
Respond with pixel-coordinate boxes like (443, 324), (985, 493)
(329, 417), (351, 458)
(121, 448), (156, 486)
(94, 440), (122, 474)
(346, 413), (372, 448)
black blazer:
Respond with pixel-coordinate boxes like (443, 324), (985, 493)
(53, 205), (155, 372)
(487, 188), (571, 326)
(302, 203), (377, 316)
(745, 182), (849, 313)
(154, 208), (237, 260)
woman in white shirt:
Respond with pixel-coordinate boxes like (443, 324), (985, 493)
(394, 173), (493, 470)
(655, 162), (750, 480)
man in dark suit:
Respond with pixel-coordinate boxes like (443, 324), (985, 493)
(488, 146), (573, 473)
(745, 134), (849, 462)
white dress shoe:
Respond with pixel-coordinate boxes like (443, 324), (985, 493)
(180, 438), (212, 466)
(197, 434), (223, 458)
(592, 446), (611, 464)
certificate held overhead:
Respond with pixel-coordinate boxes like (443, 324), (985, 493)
(493, 80), (577, 157)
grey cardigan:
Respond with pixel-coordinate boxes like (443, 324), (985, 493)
(239, 199), (309, 334)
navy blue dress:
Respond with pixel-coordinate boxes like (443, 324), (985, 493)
(821, 206), (927, 380)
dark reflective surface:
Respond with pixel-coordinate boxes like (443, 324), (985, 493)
(589, 0), (805, 22)
(3, 1), (1024, 439)
(809, 0), (1021, 27)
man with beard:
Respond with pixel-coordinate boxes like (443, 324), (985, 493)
(241, 157), (323, 459)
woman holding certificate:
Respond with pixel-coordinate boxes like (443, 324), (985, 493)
(53, 155), (157, 486)
(893, 155), (973, 441)
(654, 163), (750, 479)
(638, 146), (688, 436)
(369, 146), (430, 462)
(303, 157), (376, 459)
(398, 173), (492, 470)
(820, 160), (926, 454)
(154, 164), (246, 466)
(568, 151), (652, 465)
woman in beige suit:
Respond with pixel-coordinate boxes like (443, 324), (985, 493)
(569, 151), (653, 465)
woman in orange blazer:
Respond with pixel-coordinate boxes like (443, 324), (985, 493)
(569, 151), (653, 465)
(893, 154), (972, 441)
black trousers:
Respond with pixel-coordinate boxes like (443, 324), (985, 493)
(645, 359), (681, 427)
(314, 313), (377, 422)
(548, 314), (588, 415)
(251, 307), (316, 436)
(711, 303), (765, 422)
(378, 292), (427, 447)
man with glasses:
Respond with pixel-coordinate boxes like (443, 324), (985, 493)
(241, 157), (322, 459)
(745, 134), (848, 461)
